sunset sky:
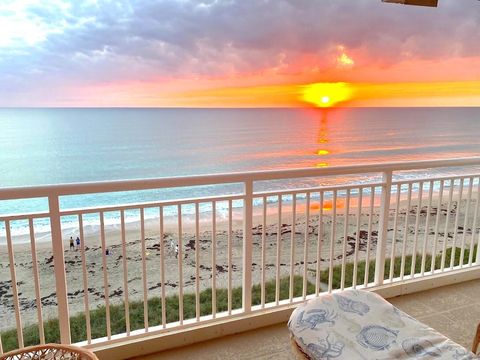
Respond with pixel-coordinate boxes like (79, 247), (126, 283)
(1, 0), (479, 107)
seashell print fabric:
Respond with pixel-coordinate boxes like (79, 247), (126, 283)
(288, 290), (477, 359)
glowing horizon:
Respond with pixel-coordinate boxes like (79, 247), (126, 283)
(164, 80), (480, 108)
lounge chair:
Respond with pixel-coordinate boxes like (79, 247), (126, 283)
(289, 290), (478, 359)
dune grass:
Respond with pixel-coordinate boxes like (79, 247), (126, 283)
(317, 244), (477, 289)
(0, 275), (314, 352)
(1, 245), (476, 353)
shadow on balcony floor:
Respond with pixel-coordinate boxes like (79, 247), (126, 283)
(132, 278), (480, 359)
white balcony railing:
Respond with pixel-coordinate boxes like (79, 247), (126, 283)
(1, 157), (480, 355)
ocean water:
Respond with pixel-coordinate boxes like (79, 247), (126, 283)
(1, 107), (479, 238)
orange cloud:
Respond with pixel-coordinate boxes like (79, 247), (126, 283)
(336, 45), (355, 68)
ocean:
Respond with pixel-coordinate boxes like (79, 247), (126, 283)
(1, 107), (479, 239)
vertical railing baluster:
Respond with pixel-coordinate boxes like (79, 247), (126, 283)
(441, 180), (455, 271)
(421, 181), (434, 276)
(48, 195), (71, 344)
(411, 182), (424, 278)
(375, 171), (393, 286)
(242, 180), (254, 313)
(302, 193), (310, 299)
(460, 177), (473, 267)
(275, 195), (282, 305)
(364, 187), (375, 286)
(471, 180), (480, 266)
(450, 178), (464, 269)
(178, 205), (184, 325)
(400, 184), (412, 280)
(476, 200), (480, 264)
(195, 203), (200, 320)
(120, 210), (130, 336)
(261, 197), (267, 307)
(29, 218), (45, 344)
(228, 199), (233, 314)
(160, 206), (166, 328)
(315, 191), (324, 296)
(211, 201), (217, 318)
(341, 189), (350, 290)
(79, 215), (92, 343)
(389, 184), (401, 281)
(431, 180), (444, 273)
(353, 188), (363, 288)
(328, 190), (337, 293)
(140, 208), (148, 330)
(6, 220), (23, 348)
(289, 194), (296, 302)
(99, 212), (111, 339)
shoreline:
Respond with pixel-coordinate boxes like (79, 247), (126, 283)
(0, 183), (421, 247)
(2, 177), (474, 247)
(1, 183), (471, 248)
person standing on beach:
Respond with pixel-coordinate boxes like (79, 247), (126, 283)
(76, 236), (81, 250)
(69, 237), (74, 251)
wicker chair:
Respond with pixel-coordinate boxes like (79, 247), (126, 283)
(473, 322), (480, 354)
(0, 344), (98, 360)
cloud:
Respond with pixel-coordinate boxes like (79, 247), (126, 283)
(0, 0), (479, 105)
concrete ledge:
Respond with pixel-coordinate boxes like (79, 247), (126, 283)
(92, 306), (296, 360)
(374, 266), (480, 299)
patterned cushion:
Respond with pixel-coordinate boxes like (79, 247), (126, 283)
(288, 290), (477, 359)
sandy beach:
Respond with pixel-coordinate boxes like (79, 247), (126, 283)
(1, 192), (478, 332)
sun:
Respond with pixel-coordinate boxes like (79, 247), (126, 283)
(301, 82), (353, 108)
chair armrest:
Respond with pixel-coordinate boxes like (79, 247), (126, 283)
(472, 322), (480, 354)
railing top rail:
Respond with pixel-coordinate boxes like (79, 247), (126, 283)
(1, 157), (480, 200)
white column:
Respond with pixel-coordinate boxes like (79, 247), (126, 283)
(375, 171), (393, 286)
(48, 195), (71, 344)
